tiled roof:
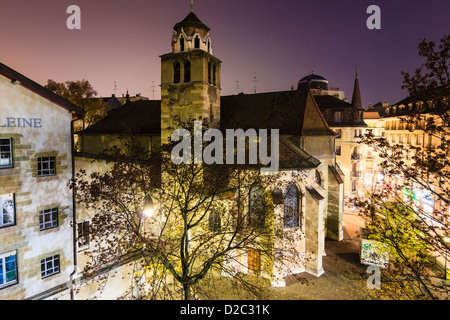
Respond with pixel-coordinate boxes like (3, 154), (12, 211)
(78, 100), (161, 135)
(220, 89), (336, 136)
(174, 12), (210, 31)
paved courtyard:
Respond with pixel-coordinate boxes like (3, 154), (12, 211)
(267, 213), (382, 300)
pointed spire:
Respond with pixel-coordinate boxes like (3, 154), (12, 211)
(351, 65), (362, 109)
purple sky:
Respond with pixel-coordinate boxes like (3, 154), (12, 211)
(0, 0), (448, 107)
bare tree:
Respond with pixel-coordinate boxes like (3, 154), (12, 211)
(71, 119), (300, 300)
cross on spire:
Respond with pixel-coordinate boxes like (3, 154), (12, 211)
(190, 0), (194, 12)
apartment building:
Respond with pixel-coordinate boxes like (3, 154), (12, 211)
(0, 62), (84, 299)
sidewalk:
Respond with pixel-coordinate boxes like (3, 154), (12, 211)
(268, 213), (381, 300)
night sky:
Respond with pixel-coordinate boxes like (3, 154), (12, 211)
(0, 0), (448, 107)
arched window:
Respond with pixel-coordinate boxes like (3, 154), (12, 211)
(194, 36), (200, 49)
(212, 64), (217, 86)
(180, 37), (185, 52)
(173, 61), (180, 84)
(184, 60), (191, 83)
(209, 210), (221, 232)
(248, 186), (266, 227)
(207, 41), (211, 53)
(208, 62), (212, 84)
(284, 183), (299, 228)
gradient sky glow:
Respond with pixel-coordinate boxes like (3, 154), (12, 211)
(1, 0), (449, 107)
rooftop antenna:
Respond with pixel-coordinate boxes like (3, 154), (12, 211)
(151, 81), (156, 100)
(235, 80), (240, 94)
(113, 81), (117, 96)
(252, 73), (258, 94)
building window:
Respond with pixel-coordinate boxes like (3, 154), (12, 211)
(335, 145), (341, 156)
(173, 61), (181, 84)
(352, 180), (357, 192)
(180, 37), (185, 52)
(41, 255), (60, 278)
(77, 221), (90, 248)
(208, 211), (221, 232)
(248, 186), (266, 227)
(184, 60), (191, 83)
(354, 129), (361, 137)
(248, 248), (260, 272)
(212, 64), (216, 86)
(0, 193), (15, 228)
(39, 208), (58, 230)
(194, 36), (200, 49)
(284, 183), (299, 228)
(334, 112), (343, 123)
(37, 157), (56, 177)
(0, 138), (12, 169)
(0, 251), (17, 288)
(209, 104), (214, 125)
(208, 62), (212, 84)
(334, 129), (342, 138)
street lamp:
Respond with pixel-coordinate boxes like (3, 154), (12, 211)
(143, 194), (155, 218)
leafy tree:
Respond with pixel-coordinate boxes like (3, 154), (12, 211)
(45, 79), (106, 130)
(355, 35), (450, 299)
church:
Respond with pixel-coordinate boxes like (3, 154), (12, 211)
(73, 7), (346, 297)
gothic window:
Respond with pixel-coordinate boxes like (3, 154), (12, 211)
(180, 36), (185, 52)
(208, 62), (212, 84)
(284, 183), (299, 228)
(213, 64), (217, 86)
(208, 41), (210, 53)
(248, 186), (265, 227)
(173, 61), (181, 84)
(194, 36), (200, 49)
(209, 210), (221, 232)
(184, 60), (191, 83)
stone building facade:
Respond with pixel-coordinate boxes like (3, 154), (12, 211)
(0, 62), (84, 299)
(299, 71), (368, 204)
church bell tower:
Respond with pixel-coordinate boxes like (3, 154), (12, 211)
(160, 6), (222, 143)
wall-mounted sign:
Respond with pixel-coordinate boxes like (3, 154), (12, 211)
(361, 239), (389, 268)
(0, 117), (42, 128)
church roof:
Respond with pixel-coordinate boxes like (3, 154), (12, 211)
(220, 89), (336, 136)
(278, 135), (320, 169)
(78, 100), (160, 135)
(174, 12), (210, 32)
